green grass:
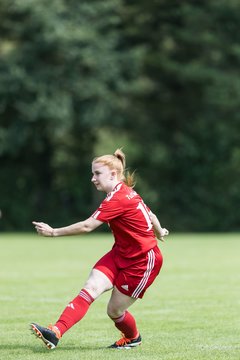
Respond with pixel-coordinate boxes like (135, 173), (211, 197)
(0, 232), (239, 360)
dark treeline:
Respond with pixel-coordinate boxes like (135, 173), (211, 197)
(0, 0), (240, 232)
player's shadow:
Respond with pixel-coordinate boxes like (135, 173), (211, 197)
(0, 343), (109, 353)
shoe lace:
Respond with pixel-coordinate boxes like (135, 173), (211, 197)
(115, 333), (131, 346)
(48, 324), (61, 339)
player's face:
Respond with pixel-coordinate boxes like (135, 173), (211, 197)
(91, 162), (116, 193)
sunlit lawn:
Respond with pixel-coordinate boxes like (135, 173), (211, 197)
(0, 232), (239, 360)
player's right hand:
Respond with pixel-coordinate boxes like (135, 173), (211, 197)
(32, 221), (54, 237)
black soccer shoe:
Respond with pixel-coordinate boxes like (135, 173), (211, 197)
(108, 334), (142, 349)
(30, 322), (60, 349)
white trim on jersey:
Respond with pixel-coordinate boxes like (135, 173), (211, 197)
(131, 249), (155, 298)
(106, 182), (122, 201)
(92, 210), (101, 219)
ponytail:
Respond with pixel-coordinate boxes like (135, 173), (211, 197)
(114, 148), (135, 188)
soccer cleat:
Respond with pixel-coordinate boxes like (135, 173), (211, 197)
(108, 333), (142, 349)
(30, 323), (61, 349)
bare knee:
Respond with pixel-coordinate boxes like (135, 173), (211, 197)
(107, 302), (124, 319)
(107, 287), (137, 319)
(84, 281), (102, 298)
(83, 269), (113, 299)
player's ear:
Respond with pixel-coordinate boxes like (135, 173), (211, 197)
(111, 170), (117, 179)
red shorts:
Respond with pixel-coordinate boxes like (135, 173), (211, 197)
(93, 246), (163, 299)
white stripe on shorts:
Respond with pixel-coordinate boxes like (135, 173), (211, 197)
(131, 249), (155, 298)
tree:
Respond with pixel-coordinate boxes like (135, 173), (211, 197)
(117, 0), (240, 230)
(1, 0), (240, 231)
(0, 0), (134, 230)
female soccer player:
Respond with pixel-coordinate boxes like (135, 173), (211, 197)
(31, 148), (169, 350)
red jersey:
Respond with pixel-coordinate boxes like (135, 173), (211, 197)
(92, 182), (158, 259)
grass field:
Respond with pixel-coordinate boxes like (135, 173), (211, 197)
(0, 232), (239, 360)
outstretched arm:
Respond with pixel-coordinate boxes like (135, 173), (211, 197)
(150, 212), (169, 242)
(32, 216), (103, 237)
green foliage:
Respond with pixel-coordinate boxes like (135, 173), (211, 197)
(117, 0), (240, 230)
(0, 0), (130, 230)
(0, 0), (240, 231)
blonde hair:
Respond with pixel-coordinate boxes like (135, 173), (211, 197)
(93, 148), (136, 187)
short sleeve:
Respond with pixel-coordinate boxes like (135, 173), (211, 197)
(92, 197), (123, 223)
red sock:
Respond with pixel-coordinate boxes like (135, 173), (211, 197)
(111, 311), (139, 339)
(54, 289), (94, 336)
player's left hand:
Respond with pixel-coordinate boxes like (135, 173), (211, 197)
(32, 221), (54, 237)
(158, 228), (169, 242)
